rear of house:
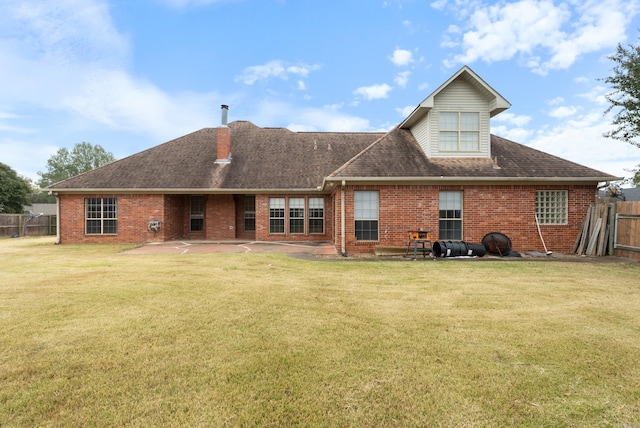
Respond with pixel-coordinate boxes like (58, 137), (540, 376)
(48, 67), (618, 255)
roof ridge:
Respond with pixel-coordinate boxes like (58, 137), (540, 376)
(329, 127), (395, 177)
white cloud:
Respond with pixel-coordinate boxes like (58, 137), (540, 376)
(247, 100), (372, 132)
(353, 84), (393, 101)
(397, 105), (416, 118)
(492, 112), (532, 127)
(389, 49), (414, 66)
(0, 0), (232, 180)
(444, 0), (640, 74)
(235, 61), (320, 85)
(549, 105), (579, 118)
(395, 71), (411, 88)
(528, 111), (638, 178)
(431, 0), (448, 11)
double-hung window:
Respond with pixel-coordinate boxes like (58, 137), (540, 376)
(308, 198), (324, 234)
(190, 196), (205, 231)
(439, 191), (462, 240)
(354, 191), (379, 241)
(289, 198), (305, 234)
(439, 112), (479, 151)
(536, 190), (568, 224)
(85, 198), (117, 234)
(269, 198), (285, 234)
(244, 195), (256, 232)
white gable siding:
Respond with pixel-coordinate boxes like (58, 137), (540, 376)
(411, 116), (430, 156)
(410, 77), (492, 159)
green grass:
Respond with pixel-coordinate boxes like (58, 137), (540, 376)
(1, 237), (639, 427)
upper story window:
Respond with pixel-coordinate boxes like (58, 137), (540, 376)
(439, 112), (479, 152)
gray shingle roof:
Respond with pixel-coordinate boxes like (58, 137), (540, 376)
(331, 128), (617, 181)
(48, 121), (618, 192)
(48, 121), (381, 191)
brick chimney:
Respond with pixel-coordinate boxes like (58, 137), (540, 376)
(215, 104), (231, 164)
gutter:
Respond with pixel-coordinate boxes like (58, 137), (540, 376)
(323, 176), (622, 185)
(44, 187), (329, 195)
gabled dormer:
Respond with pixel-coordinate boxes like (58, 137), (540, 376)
(400, 66), (511, 159)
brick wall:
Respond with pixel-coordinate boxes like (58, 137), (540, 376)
(58, 194), (167, 244)
(333, 184), (595, 255)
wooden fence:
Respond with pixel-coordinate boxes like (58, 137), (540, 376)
(614, 201), (640, 262)
(0, 214), (56, 238)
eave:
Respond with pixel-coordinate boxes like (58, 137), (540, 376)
(47, 187), (330, 195)
(322, 175), (621, 188)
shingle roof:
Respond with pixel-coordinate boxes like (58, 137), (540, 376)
(331, 128), (618, 181)
(48, 121), (618, 192)
(48, 121), (381, 191)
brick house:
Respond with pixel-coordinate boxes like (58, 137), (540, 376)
(47, 66), (619, 255)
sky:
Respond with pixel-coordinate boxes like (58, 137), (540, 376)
(1, 0), (640, 185)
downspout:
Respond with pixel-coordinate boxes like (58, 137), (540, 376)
(51, 192), (60, 244)
(340, 180), (346, 257)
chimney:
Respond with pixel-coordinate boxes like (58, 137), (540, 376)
(216, 105), (231, 164)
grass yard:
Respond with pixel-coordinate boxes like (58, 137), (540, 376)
(1, 237), (639, 427)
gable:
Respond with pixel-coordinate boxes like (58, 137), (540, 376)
(400, 66), (510, 160)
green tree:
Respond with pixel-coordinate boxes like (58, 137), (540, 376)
(603, 41), (640, 186)
(0, 163), (31, 213)
(37, 142), (116, 188)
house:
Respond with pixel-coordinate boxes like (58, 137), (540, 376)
(47, 66), (619, 255)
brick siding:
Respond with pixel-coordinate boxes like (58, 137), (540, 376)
(333, 184), (595, 255)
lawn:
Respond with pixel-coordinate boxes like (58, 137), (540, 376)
(1, 237), (639, 427)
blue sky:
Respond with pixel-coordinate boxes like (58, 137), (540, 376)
(2, 0), (640, 183)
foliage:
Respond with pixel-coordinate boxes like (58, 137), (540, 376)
(1, 237), (639, 427)
(603, 42), (640, 147)
(0, 162), (31, 213)
(603, 41), (640, 184)
(37, 142), (116, 188)
(27, 192), (57, 204)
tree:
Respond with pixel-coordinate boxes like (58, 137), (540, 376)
(603, 41), (640, 186)
(37, 142), (116, 188)
(0, 163), (31, 213)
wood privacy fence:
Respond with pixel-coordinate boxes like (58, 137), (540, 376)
(614, 201), (640, 262)
(0, 214), (56, 238)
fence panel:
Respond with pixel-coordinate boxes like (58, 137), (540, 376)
(614, 201), (640, 262)
(0, 214), (56, 238)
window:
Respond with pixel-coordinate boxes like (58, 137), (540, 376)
(269, 198), (285, 234)
(308, 198), (324, 234)
(85, 198), (117, 234)
(289, 198), (305, 234)
(354, 191), (379, 241)
(190, 196), (204, 231)
(536, 190), (568, 224)
(439, 191), (462, 240)
(439, 112), (479, 151)
(244, 195), (255, 232)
